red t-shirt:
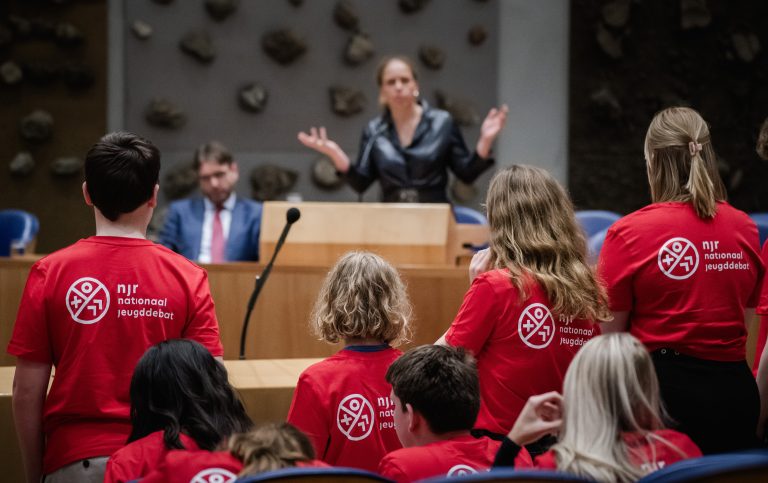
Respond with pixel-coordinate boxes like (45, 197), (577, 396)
(517, 429), (701, 473)
(7, 236), (223, 474)
(446, 269), (600, 434)
(752, 241), (768, 373)
(379, 434), (525, 482)
(104, 431), (199, 483)
(141, 450), (329, 483)
(286, 347), (403, 472)
(598, 202), (763, 361)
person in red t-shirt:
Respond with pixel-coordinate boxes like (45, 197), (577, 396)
(495, 334), (702, 482)
(287, 251), (412, 472)
(379, 345), (531, 482)
(598, 107), (763, 454)
(437, 165), (610, 450)
(756, 240), (768, 440)
(8, 132), (224, 483)
(104, 339), (253, 483)
(141, 422), (327, 483)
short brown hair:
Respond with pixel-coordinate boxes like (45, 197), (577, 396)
(311, 251), (412, 345)
(386, 345), (479, 434)
(193, 140), (233, 170)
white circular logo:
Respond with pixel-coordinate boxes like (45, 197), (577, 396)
(190, 468), (237, 483)
(65, 277), (110, 324)
(518, 303), (556, 349)
(658, 237), (699, 280)
(336, 394), (374, 441)
(447, 465), (478, 477)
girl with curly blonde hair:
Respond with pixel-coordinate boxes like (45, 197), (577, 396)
(287, 251), (412, 472)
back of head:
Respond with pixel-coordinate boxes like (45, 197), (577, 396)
(554, 333), (665, 482)
(229, 422), (315, 476)
(386, 344), (479, 434)
(193, 140), (233, 170)
(644, 107), (726, 219)
(128, 339), (252, 450)
(485, 165), (610, 322)
(311, 251), (412, 345)
(85, 131), (160, 221)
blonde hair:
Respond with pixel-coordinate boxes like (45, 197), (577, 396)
(229, 422), (314, 477)
(311, 251), (412, 345)
(485, 165), (611, 322)
(553, 334), (685, 482)
(644, 107), (726, 219)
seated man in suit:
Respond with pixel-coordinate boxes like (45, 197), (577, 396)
(159, 141), (262, 262)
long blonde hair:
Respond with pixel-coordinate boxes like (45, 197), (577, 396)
(553, 334), (684, 482)
(486, 165), (610, 322)
(644, 107), (726, 219)
(311, 251), (412, 345)
(229, 423), (315, 476)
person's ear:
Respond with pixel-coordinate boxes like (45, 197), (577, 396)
(148, 184), (159, 208)
(82, 182), (94, 206)
(405, 403), (419, 433)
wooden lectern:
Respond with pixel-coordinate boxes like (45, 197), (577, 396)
(260, 201), (489, 267)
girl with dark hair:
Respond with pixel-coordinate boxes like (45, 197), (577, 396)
(104, 339), (253, 483)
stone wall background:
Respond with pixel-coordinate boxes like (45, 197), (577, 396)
(568, 0), (768, 214)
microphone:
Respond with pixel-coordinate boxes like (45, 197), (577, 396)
(239, 207), (301, 359)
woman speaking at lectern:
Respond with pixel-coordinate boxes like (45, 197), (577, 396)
(297, 56), (508, 203)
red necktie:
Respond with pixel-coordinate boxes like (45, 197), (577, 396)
(211, 207), (225, 263)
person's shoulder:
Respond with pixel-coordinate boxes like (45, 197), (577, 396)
(422, 103), (452, 124)
(653, 429), (701, 454)
(714, 202), (753, 224)
(111, 430), (165, 461)
(235, 195), (263, 214)
(148, 241), (208, 273)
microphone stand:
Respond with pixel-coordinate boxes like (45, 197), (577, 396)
(239, 209), (299, 359)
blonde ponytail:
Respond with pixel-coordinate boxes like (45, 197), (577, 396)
(644, 107), (726, 219)
(686, 148), (717, 218)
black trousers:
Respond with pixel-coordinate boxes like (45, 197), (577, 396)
(652, 349), (760, 455)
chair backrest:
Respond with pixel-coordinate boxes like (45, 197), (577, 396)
(636, 450), (768, 483)
(453, 206), (488, 225)
(574, 210), (621, 237)
(423, 468), (594, 483)
(0, 209), (40, 256)
(749, 213), (768, 246)
(235, 466), (394, 483)
(587, 228), (610, 265)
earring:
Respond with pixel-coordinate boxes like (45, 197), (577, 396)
(413, 90), (420, 98)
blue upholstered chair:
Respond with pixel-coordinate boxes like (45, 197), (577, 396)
(636, 449), (768, 482)
(423, 468), (594, 483)
(235, 466), (393, 483)
(587, 227), (610, 265)
(0, 209), (40, 257)
(574, 210), (621, 238)
(749, 212), (768, 246)
(453, 205), (488, 225)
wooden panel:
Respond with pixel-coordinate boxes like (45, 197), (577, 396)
(260, 202), (453, 266)
(0, 258), (470, 364)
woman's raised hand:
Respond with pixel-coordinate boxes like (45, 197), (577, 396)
(477, 104), (509, 158)
(507, 392), (564, 446)
(297, 127), (350, 172)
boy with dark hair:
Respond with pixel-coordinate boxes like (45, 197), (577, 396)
(379, 345), (530, 482)
(9, 132), (223, 483)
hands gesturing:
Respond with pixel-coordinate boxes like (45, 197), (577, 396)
(477, 104), (509, 159)
(297, 127), (350, 172)
(507, 392), (564, 446)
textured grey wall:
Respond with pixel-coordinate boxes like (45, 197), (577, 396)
(117, 0), (500, 206)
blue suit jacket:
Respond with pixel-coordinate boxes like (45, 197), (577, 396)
(159, 196), (262, 262)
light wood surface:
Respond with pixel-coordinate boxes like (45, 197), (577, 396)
(260, 201), (489, 266)
(0, 359), (321, 483)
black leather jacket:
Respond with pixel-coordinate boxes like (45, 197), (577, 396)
(346, 101), (494, 203)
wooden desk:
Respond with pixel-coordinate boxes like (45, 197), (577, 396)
(0, 258), (470, 365)
(0, 359), (320, 483)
